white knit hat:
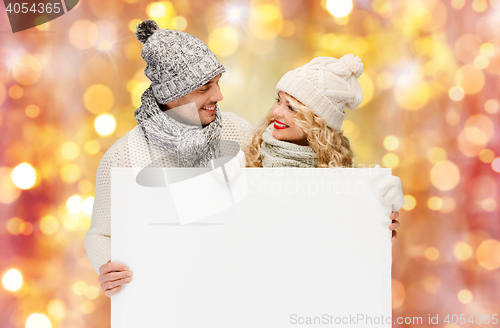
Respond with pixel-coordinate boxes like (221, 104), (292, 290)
(276, 54), (364, 131)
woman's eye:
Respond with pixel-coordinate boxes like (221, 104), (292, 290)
(288, 106), (295, 111)
(275, 97), (281, 103)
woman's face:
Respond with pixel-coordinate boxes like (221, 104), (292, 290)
(271, 91), (308, 146)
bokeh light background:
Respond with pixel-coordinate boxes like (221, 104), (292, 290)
(1, 0), (500, 327)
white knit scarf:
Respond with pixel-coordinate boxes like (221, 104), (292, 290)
(260, 123), (318, 168)
(134, 85), (222, 167)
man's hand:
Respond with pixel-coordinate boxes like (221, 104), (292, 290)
(98, 260), (132, 297)
(389, 212), (400, 243)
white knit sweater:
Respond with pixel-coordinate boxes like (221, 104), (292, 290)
(85, 112), (404, 274)
(84, 111), (257, 274)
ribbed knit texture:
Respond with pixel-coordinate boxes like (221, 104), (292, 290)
(85, 112), (256, 274)
(276, 55), (364, 131)
(260, 123), (318, 168)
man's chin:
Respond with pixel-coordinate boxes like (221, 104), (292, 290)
(199, 111), (217, 126)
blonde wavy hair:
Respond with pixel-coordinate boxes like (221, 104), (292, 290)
(245, 93), (354, 168)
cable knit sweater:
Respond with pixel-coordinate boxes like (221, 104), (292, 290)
(84, 111), (256, 274)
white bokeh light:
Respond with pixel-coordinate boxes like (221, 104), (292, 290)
(94, 114), (116, 136)
(2, 268), (23, 291)
(148, 2), (166, 18)
(66, 195), (83, 213)
(228, 7), (243, 21)
(326, 0), (354, 18)
(11, 163), (37, 190)
(25, 313), (52, 328)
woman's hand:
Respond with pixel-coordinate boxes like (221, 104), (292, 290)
(389, 212), (400, 243)
(99, 260), (132, 297)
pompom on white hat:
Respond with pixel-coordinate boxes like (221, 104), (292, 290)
(276, 54), (364, 131)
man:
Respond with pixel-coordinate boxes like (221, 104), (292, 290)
(85, 19), (401, 298)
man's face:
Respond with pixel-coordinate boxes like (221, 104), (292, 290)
(162, 74), (223, 126)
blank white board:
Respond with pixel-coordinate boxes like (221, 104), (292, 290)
(111, 167), (393, 328)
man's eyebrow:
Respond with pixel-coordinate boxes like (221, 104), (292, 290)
(196, 82), (212, 92)
(203, 80), (214, 86)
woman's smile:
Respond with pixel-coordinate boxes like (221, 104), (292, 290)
(274, 119), (289, 129)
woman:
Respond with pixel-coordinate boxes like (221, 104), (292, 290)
(246, 91), (354, 168)
(245, 55), (404, 241)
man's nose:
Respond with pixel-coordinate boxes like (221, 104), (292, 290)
(210, 84), (223, 102)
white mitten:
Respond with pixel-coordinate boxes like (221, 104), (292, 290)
(377, 175), (405, 212)
(235, 149), (246, 167)
(210, 150), (246, 183)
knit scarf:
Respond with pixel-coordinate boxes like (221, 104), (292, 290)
(260, 123), (318, 168)
(134, 85), (222, 167)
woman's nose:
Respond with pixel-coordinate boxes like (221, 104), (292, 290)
(272, 104), (283, 118)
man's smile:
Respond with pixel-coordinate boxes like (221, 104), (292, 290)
(202, 105), (217, 113)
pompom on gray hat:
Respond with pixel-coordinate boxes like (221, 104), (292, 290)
(135, 19), (225, 104)
(276, 54), (364, 131)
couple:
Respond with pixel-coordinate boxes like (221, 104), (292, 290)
(85, 19), (404, 298)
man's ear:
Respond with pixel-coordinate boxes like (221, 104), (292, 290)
(161, 97), (180, 111)
(159, 101), (174, 112)
(158, 103), (167, 112)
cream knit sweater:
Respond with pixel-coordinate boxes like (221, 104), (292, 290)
(84, 111), (256, 274)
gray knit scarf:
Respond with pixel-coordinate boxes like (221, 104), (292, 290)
(261, 123), (318, 168)
(134, 85), (222, 167)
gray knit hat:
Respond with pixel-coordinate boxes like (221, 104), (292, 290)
(135, 20), (225, 104)
(276, 55), (364, 131)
